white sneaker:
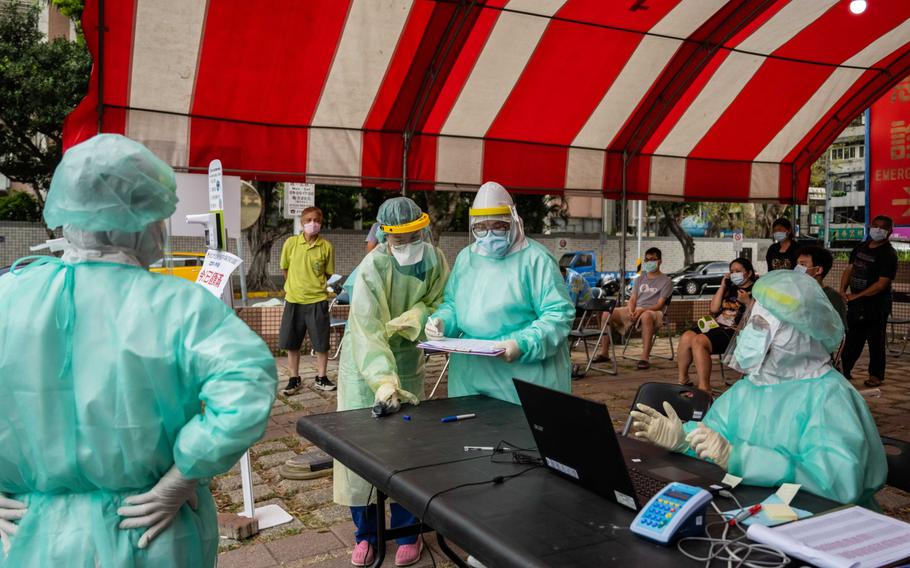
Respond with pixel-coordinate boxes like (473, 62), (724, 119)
(466, 555), (487, 568)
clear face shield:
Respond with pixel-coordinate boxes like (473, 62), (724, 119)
(722, 302), (778, 376)
(381, 212), (431, 267)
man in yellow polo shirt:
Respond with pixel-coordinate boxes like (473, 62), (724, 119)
(279, 206), (336, 394)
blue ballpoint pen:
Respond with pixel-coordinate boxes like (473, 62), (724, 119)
(441, 413), (476, 423)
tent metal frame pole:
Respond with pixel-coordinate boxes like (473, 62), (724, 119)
(619, 151), (629, 306)
(97, 0), (105, 133)
(402, 131), (410, 197)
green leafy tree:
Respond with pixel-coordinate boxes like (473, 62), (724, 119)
(0, 190), (42, 221)
(0, 1), (91, 234)
(50, 0), (83, 24)
(244, 181), (292, 291)
(650, 201), (699, 265)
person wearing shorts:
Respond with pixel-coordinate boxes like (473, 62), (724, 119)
(279, 206), (336, 394)
(596, 247), (672, 369)
(677, 257), (757, 393)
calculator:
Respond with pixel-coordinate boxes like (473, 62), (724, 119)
(630, 482), (712, 544)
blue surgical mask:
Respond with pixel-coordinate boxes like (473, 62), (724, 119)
(869, 227), (889, 242)
(642, 260), (658, 273)
(772, 231), (788, 243)
(730, 272), (745, 286)
(476, 234), (511, 257)
(793, 264), (808, 275)
(733, 324), (769, 372)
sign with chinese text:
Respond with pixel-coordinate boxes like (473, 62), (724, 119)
(869, 76), (910, 237)
(284, 183), (315, 219)
(195, 249), (242, 298)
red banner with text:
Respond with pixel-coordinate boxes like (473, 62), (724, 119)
(870, 76), (910, 235)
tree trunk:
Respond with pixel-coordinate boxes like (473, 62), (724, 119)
(659, 203), (695, 265)
(245, 181), (292, 291)
(424, 192), (459, 247)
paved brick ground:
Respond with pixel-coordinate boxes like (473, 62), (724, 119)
(217, 338), (910, 567)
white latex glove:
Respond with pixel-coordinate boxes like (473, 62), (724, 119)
(629, 402), (687, 452)
(372, 382), (420, 417)
(425, 317), (444, 341)
(118, 466), (199, 549)
(495, 339), (521, 363)
(686, 425), (732, 470)
(0, 494), (27, 555)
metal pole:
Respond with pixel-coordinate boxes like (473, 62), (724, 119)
(636, 200), (643, 263)
(237, 233), (249, 307)
(824, 159), (832, 249)
(401, 131), (410, 197)
(96, 0), (105, 133)
(619, 152), (629, 305)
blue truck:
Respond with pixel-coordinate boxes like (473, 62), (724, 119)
(558, 250), (636, 296)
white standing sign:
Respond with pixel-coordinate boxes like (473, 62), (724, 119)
(284, 183), (315, 219)
(208, 160), (224, 212)
(732, 230), (744, 254)
(195, 249), (242, 298)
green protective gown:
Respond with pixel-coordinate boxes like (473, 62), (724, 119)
(333, 244), (450, 506)
(0, 258), (277, 567)
(433, 239), (574, 405)
(683, 369), (887, 508)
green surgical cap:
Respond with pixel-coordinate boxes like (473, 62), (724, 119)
(752, 269), (844, 352)
(376, 197), (425, 244)
(44, 134), (178, 232)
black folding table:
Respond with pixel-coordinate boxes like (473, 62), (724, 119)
(297, 395), (838, 567)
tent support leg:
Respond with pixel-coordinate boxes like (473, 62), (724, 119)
(619, 151), (629, 306)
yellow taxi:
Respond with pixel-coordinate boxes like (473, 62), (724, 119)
(149, 252), (206, 283)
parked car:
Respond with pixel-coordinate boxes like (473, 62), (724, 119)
(558, 250), (636, 296)
(669, 261), (729, 296)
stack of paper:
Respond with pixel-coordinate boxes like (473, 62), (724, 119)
(418, 338), (505, 357)
(747, 506), (910, 568)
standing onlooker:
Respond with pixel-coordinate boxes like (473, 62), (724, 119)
(279, 206), (336, 394)
(839, 215), (898, 388)
(595, 247), (672, 369)
(765, 217), (799, 271)
(676, 258), (757, 393)
(365, 222), (380, 253)
(795, 246), (847, 329)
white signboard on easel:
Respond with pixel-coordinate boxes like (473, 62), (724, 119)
(284, 183), (315, 235)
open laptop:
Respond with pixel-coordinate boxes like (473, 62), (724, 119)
(513, 378), (718, 511)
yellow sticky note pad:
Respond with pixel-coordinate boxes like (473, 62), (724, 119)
(776, 483), (801, 506)
(764, 503), (798, 522)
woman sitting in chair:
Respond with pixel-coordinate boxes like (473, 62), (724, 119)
(677, 257), (757, 393)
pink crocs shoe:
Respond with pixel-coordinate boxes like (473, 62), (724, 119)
(395, 540), (423, 567)
(351, 541), (375, 566)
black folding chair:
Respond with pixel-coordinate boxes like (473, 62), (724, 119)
(881, 436), (910, 493)
(569, 297), (617, 376)
(621, 295), (675, 362)
(622, 382), (713, 436)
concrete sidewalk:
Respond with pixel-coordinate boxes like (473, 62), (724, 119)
(216, 341), (910, 567)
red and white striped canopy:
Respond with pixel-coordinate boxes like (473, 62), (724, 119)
(63, 0), (910, 203)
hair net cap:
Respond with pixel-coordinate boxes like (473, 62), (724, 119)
(44, 134), (178, 232)
(376, 197), (426, 244)
(751, 270), (844, 352)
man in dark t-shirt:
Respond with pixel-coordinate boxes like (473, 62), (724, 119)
(839, 215), (899, 387)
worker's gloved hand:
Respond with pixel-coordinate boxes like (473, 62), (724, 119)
(686, 425), (732, 470)
(118, 466), (198, 549)
(0, 494), (27, 555)
(425, 317), (444, 341)
(495, 340), (521, 363)
(372, 383), (420, 418)
(629, 402), (687, 452)
(386, 309), (423, 341)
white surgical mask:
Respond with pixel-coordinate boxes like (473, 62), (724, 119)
(772, 231), (788, 243)
(390, 241), (424, 266)
(793, 264), (808, 275)
(303, 221), (321, 236)
(869, 227), (889, 242)
(642, 260), (658, 273)
(730, 272), (745, 286)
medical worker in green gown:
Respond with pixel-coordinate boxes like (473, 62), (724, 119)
(0, 134), (277, 567)
(333, 197), (449, 567)
(425, 181), (574, 405)
(630, 270), (887, 508)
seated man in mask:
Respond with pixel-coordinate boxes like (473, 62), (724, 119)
(630, 270), (887, 508)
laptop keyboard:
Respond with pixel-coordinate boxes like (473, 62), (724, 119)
(628, 466), (667, 504)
